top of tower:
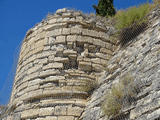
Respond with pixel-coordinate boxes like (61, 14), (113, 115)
(24, 8), (116, 42)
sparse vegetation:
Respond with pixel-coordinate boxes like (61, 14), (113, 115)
(101, 73), (139, 118)
(114, 1), (160, 46)
(115, 3), (153, 46)
(93, 0), (160, 46)
(115, 3), (151, 30)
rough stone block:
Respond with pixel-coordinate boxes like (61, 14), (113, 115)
(82, 29), (97, 37)
(46, 29), (62, 37)
(63, 49), (77, 56)
(38, 58), (48, 64)
(43, 62), (63, 70)
(44, 23), (67, 31)
(28, 78), (41, 87)
(58, 116), (74, 120)
(39, 107), (54, 116)
(78, 61), (92, 71)
(67, 106), (84, 116)
(93, 38), (105, 48)
(48, 18), (57, 24)
(55, 106), (67, 115)
(25, 89), (43, 100)
(68, 54), (77, 60)
(48, 55), (55, 62)
(91, 58), (101, 64)
(100, 48), (112, 55)
(67, 35), (77, 42)
(98, 31), (109, 41)
(55, 36), (66, 44)
(105, 42), (112, 50)
(92, 64), (104, 72)
(95, 53), (111, 60)
(41, 76), (65, 84)
(71, 27), (82, 34)
(76, 36), (85, 44)
(17, 81), (28, 92)
(45, 116), (57, 120)
(84, 36), (93, 44)
(39, 69), (60, 78)
(62, 28), (71, 35)
(36, 31), (46, 40)
(21, 109), (39, 119)
(27, 65), (42, 74)
(37, 51), (50, 58)
(54, 57), (69, 63)
(48, 37), (55, 45)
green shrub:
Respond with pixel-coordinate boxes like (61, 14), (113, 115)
(113, 3), (154, 46)
(115, 3), (151, 30)
(93, 0), (116, 17)
(102, 73), (138, 118)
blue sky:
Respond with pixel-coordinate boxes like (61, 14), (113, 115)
(0, 0), (152, 105)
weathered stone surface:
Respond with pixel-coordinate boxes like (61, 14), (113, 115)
(21, 109), (39, 119)
(58, 116), (74, 120)
(92, 64), (104, 72)
(55, 106), (67, 115)
(55, 36), (66, 44)
(63, 49), (77, 56)
(54, 57), (69, 63)
(39, 69), (60, 78)
(78, 61), (92, 71)
(43, 63), (63, 70)
(67, 106), (84, 116)
(39, 107), (54, 116)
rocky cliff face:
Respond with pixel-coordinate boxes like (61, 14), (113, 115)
(1, 6), (160, 120)
(81, 6), (160, 120)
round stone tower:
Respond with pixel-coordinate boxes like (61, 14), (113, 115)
(9, 8), (117, 120)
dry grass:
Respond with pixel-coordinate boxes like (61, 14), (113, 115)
(101, 73), (139, 118)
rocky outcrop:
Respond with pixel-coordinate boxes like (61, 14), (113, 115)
(81, 6), (160, 120)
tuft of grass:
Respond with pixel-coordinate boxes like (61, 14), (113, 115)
(102, 73), (139, 118)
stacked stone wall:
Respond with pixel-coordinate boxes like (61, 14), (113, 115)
(8, 8), (116, 120)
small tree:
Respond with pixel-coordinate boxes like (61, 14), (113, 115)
(93, 0), (116, 17)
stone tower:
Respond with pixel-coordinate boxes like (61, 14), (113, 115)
(9, 8), (116, 120)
